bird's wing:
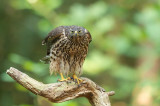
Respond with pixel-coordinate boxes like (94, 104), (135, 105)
(42, 26), (65, 45)
(85, 29), (92, 43)
(88, 32), (92, 43)
(41, 26), (65, 63)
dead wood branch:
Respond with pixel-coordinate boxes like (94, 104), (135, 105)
(6, 67), (115, 106)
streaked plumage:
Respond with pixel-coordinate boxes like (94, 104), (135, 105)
(41, 25), (92, 79)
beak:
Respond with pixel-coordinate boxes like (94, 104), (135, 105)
(74, 31), (78, 36)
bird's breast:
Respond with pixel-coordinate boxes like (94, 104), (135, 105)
(68, 43), (85, 55)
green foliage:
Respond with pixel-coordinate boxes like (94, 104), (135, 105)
(1, 0), (160, 106)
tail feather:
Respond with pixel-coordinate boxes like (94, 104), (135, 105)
(40, 55), (50, 64)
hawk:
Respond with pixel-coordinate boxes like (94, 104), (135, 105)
(41, 25), (92, 84)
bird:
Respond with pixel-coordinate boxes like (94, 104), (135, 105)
(41, 25), (92, 84)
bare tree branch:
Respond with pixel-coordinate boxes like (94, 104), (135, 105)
(6, 67), (115, 106)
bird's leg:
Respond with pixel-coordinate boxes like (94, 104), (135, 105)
(58, 73), (71, 82)
(72, 74), (83, 84)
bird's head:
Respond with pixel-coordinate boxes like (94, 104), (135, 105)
(67, 25), (90, 43)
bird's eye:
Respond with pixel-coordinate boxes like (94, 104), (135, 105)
(78, 30), (82, 33)
(71, 31), (74, 33)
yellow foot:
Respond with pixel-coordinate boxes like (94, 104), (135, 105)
(58, 77), (71, 82)
(72, 74), (83, 84)
(58, 73), (71, 82)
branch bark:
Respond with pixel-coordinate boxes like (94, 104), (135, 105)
(6, 67), (115, 106)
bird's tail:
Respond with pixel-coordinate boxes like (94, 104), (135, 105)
(40, 55), (50, 64)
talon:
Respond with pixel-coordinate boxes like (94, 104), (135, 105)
(70, 77), (74, 80)
(72, 74), (83, 84)
(58, 73), (71, 82)
(58, 78), (69, 82)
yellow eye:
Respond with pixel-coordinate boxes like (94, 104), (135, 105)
(78, 30), (82, 33)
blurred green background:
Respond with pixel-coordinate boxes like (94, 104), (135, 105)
(1, 0), (160, 106)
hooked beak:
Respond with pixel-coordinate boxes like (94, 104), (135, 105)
(74, 31), (78, 36)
